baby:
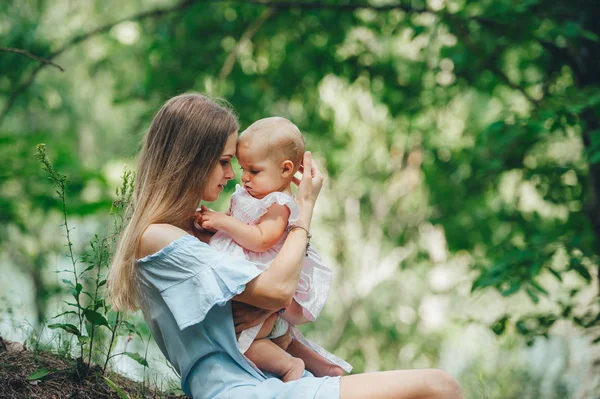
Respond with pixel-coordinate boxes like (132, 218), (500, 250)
(198, 117), (351, 381)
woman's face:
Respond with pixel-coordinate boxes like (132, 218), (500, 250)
(202, 132), (237, 202)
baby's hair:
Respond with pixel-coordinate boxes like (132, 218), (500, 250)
(239, 117), (305, 170)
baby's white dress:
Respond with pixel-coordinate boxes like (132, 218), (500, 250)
(210, 184), (352, 372)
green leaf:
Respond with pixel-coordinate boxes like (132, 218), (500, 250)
(487, 121), (506, 134)
(528, 262), (542, 277)
(84, 309), (109, 327)
(570, 259), (592, 281)
(124, 352), (149, 367)
(61, 279), (74, 287)
(529, 280), (549, 296)
(26, 368), (50, 381)
(48, 323), (81, 336)
(94, 299), (105, 311)
(589, 151), (600, 164)
(563, 21), (581, 38)
(501, 281), (521, 297)
(52, 310), (78, 319)
(516, 320), (529, 335)
(525, 287), (539, 304)
(107, 310), (119, 327)
(78, 335), (91, 344)
(547, 268), (563, 282)
(104, 377), (129, 399)
(70, 283), (83, 299)
(79, 264), (95, 275)
(471, 270), (504, 291)
(62, 301), (79, 307)
(581, 29), (600, 43)
(491, 315), (508, 335)
(120, 320), (143, 340)
(411, 25), (426, 37)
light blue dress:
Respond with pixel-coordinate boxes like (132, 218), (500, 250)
(137, 234), (341, 399)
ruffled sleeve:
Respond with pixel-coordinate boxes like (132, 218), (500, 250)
(257, 191), (300, 223)
(137, 235), (262, 330)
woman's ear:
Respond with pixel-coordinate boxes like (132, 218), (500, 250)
(281, 160), (294, 178)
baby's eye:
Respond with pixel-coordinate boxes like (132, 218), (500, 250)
(250, 170), (259, 175)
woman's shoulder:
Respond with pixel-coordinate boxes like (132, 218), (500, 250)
(138, 224), (191, 260)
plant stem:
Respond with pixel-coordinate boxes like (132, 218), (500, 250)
(34, 145), (85, 361)
(102, 312), (120, 374)
(142, 335), (151, 395)
(86, 325), (95, 376)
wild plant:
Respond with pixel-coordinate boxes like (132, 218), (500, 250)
(33, 144), (148, 381)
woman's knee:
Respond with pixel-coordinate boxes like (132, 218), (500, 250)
(427, 369), (462, 399)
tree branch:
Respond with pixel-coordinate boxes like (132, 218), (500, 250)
(448, 15), (540, 106)
(490, 65), (540, 105)
(218, 7), (275, 83)
(232, 0), (425, 13)
(0, 47), (64, 72)
(0, 0), (200, 127)
(52, 0), (199, 60)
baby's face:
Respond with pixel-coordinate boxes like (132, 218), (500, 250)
(237, 140), (289, 199)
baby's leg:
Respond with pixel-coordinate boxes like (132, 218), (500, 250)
(245, 339), (305, 382)
(287, 339), (344, 378)
(254, 314), (278, 339)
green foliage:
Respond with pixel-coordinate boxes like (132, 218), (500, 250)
(26, 368), (50, 381)
(104, 376), (130, 399)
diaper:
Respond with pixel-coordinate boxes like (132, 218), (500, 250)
(266, 317), (289, 339)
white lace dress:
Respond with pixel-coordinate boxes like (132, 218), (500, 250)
(210, 185), (352, 373)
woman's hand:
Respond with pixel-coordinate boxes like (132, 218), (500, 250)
(293, 152), (324, 229)
(231, 301), (277, 334)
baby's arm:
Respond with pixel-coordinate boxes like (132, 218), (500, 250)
(200, 204), (290, 252)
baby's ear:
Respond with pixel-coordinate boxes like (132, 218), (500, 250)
(281, 160), (294, 178)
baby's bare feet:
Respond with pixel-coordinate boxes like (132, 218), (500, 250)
(311, 363), (344, 378)
(282, 357), (305, 382)
(325, 365), (344, 377)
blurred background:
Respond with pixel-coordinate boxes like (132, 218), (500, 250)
(1, 0), (599, 398)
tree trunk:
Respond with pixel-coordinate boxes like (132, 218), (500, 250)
(570, 5), (600, 291)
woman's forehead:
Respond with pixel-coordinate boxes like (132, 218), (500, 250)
(222, 133), (238, 156)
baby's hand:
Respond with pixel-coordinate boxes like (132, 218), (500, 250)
(199, 205), (228, 232)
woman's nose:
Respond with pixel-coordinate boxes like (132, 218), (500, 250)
(225, 165), (235, 180)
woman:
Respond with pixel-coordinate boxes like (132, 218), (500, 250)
(108, 93), (462, 399)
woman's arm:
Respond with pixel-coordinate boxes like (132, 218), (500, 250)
(234, 152), (323, 311)
(199, 204), (290, 252)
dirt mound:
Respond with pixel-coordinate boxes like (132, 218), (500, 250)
(0, 337), (187, 399)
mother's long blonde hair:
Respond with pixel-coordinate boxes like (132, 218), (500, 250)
(108, 93), (239, 310)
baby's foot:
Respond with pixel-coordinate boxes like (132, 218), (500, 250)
(312, 363), (344, 378)
(325, 365), (344, 377)
(282, 357), (305, 382)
